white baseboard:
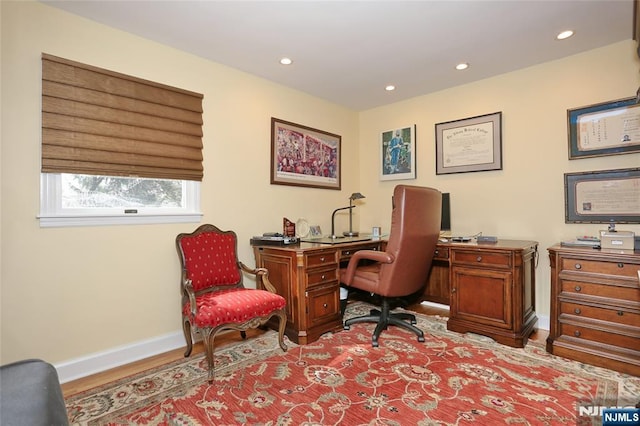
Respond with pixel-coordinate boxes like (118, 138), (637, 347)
(54, 331), (186, 384)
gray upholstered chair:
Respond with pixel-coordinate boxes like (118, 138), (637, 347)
(341, 185), (442, 346)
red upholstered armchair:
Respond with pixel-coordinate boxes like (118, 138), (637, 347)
(176, 224), (287, 383)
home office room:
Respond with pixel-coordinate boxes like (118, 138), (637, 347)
(2, 1), (639, 425)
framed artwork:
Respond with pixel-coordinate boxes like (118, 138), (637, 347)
(380, 125), (416, 181)
(564, 167), (640, 224)
(435, 112), (502, 175)
(271, 118), (341, 190)
(567, 97), (640, 159)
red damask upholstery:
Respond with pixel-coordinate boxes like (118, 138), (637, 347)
(176, 224), (287, 383)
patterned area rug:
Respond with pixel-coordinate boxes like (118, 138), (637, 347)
(65, 302), (639, 425)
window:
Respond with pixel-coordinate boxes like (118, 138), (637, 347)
(39, 54), (204, 227)
(40, 174), (201, 227)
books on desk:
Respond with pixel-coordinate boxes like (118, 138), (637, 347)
(560, 238), (600, 248)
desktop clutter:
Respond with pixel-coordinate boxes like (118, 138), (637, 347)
(561, 222), (637, 251)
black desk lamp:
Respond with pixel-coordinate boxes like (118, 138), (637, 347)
(343, 192), (366, 237)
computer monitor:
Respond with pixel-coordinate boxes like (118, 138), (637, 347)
(440, 193), (451, 236)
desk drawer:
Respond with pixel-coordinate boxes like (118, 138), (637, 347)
(558, 321), (639, 352)
(559, 257), (640, 280)
(339, 244), (380, 262)
(305, 251), (337, 268)
(434, 246), (449, 260)
(451, 249), (511, 269)
(559, 301), (640, 328)
(306, 267), (338, 287)
(560, 279), (638, 301)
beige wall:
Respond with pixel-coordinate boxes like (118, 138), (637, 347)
(358, 40), (640, 321)
(1, 2), (359, 367)
(1, 1), (639, 373)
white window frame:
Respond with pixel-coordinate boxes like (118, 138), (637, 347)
(38, 173), (202, 227)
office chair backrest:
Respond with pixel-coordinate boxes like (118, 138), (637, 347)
(379, 185), (442, 298)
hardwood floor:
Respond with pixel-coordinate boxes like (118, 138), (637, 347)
(61, 301), (548, 398)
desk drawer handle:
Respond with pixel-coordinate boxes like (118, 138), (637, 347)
(574, 308), (581, 314)
(321, 274), (326, 280)
(574, 285), (582, 292)
(320, 257), (325, 262)
(574, 330), (581, 337)
(476, 256), (482, 262)
(435, 250), (439, 255)
(574, 263), (582, 270)
(323, 303), (328, 308)
(617, 263), (624, 268)
(617, 311), (624, 316)
(344, 251), (351, 255)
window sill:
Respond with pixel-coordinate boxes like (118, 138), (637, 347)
(38, 213), (203, 228)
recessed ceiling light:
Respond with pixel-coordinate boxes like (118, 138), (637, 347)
(556, 30), (574, 40)
(455, 63), (469, 71)
(279, 57), (293, 65)
(385, 85), (396, 91)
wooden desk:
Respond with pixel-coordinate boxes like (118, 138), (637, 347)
(253, 239), (384, 344)
(424, 240), (539, 347)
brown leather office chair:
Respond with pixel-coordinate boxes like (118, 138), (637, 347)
(341, 185), (442, 347)
(176, 224), (287, 383)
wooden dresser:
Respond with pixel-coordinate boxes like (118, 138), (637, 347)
(253, 239), (384, 344)
(547, 245), (640, 376)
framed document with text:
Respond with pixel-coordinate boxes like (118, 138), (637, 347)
(435, 112), (502, 175)
(567, 97), (640, 159)
(564, 168), (640, 224)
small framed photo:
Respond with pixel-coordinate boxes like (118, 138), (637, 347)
(435, 112), (502, 175)
(271, 118), (341, 190)
(380, 125), (416, 181)
(309, 225), (322, 237)
(567, 97), (640, 159)
(564, 167), (640, 224)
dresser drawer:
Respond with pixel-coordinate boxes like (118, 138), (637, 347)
(306, 267), (338, 287)
(451, 249), (511, 269)
(305, 251), (337, 269)
(559, 301), (640, 327)
(339, 244), (379, 262)
(434, 246), (449, 260)
(558, 321), (640, 352)
(559, 257), (640, 280)
(560, 279), (639, 301)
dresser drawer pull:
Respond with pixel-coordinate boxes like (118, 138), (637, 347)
(323, 303), (328, 308)
(321, 274), (326, 280)
(435, 250), (439, 255)
(574, 330), (581, 337)
(574, 263), (582, 270)
(617, 311), (624, 316)
(320, 257), (325, 262)
(574, 308), (581, 314)
(574, 285), (582, 292)
(476, 256), (482, 262)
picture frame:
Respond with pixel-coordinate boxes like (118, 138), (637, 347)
(271, 117), (341, 190)
(309, 225), (322, 237)
(564, 167), (640, 224)
(567, 97), (640, 159)
(435, 112), (502, 175)
(380, 125), (416, 181)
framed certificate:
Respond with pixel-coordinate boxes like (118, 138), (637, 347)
(435, 112), (502, 175)
(567, 97), (640, 159)
(564, 168), (640, 224)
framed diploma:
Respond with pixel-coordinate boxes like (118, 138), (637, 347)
(435, 112), (502, 175)
(564, 168), (640, 224)
(567, 97), (640, 159)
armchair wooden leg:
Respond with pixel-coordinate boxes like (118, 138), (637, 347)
(182, 317), (193, 357)
(276, 310), (288, 352)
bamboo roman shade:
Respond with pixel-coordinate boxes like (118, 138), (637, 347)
(42, 53), (204, 181)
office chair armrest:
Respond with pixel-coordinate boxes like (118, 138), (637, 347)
(342, 250), (395, 284)
(239, 262), (278, 294)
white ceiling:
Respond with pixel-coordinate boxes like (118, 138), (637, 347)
(42, 0), (635, 111)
